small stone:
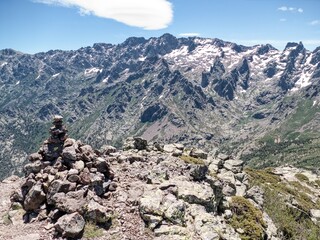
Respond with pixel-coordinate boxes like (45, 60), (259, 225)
(108, 182), (118, 191)
(68, 175), (80, 183)
(68, 169), (79, 176)
(73, 160), (85, 172)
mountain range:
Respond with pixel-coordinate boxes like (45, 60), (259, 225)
(1, 33), (320, 180)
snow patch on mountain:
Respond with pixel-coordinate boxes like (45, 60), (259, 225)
(84, 67), (102, 75)
(52, 73), (60, 78)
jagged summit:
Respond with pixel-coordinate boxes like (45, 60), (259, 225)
(0, 34), (320, 181)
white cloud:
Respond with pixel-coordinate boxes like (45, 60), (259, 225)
(278, 6), (288, 11)
(310, 20), (320, 26)
(179, 33), (200, 37)
(277, 6), (303, 13)
(33, 0), (173, 30)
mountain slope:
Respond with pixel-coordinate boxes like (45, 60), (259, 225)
(1, 34), (320, 179)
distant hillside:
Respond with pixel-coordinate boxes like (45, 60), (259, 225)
(1, 34), (320, 179)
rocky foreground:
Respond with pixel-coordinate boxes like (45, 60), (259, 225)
(1, 135), (320, 239)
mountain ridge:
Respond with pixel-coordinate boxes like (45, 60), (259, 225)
(1, 33), (320, 179)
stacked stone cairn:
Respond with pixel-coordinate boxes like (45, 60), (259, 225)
(10, 115), (116, 238)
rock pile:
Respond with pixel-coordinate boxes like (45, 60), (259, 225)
(10, 116), (116, 238)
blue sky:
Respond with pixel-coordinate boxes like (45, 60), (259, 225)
(0, 0), (319, 54)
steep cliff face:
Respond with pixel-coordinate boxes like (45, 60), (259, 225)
(1, 34), (320, 179)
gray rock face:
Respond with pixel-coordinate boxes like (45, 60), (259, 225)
(55, 212), (85, 238)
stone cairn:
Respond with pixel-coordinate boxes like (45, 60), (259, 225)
(10, 115), (117, 238)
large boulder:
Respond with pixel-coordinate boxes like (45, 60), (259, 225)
(223, 159), (244, 173)
(51, 190), (88, 214)
(55, 212), (85, 238)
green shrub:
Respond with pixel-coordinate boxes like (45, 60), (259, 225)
(229, 196), (266, 240)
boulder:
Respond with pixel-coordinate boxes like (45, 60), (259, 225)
(28, 153), (42, 162)
(62, 146), (77, 162)
(140, 189), (164, 216)
(55, 212), (85, 238)
(85, 200), (112, 223)
(310, 209), (320, 220)
(163, 144), (176, 153)
(246, 186), (264, 206)
(217, 153), (230, 161)
(100, 145), (117, 155)
(190, 165), (208, 181)
(162, 194), (186, 224)
(223, 159), (244, 173)
(24, 182), (46, 211)
(190, 149), (208, 159)
(175, 180), (215, 211)
(47, 180), (75, 205)
(51, 190), (87, 214)
(24, 161), (42, 175)
(95, 157), (109, 173)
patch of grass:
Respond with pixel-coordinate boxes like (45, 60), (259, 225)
(179, 155), (205, 165)
(295, 173), (309, 182)
(264, 188), (320, 239)
(245, 168), (281, 187)
(246, 168), (320, 239)
(289, 181), (313, 195)
(83, 222), (104, 239)
(229, 196), (266, 240)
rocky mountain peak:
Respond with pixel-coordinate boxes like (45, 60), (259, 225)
(0, 34), (320, 183)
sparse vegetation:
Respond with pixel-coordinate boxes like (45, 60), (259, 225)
(179, 155), (205, 165)
(229, 196), (266, 240)
(83, 222), (104, 239)
(295, 173), (309, 182)
(245, 168), (320, 239)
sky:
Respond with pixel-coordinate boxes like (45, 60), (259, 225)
(0, 0), (319, 54)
